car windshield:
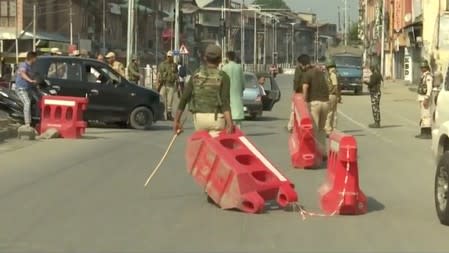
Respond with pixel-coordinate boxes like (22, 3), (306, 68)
(244, 73), (258, 89)
(334, 56), (362, 68)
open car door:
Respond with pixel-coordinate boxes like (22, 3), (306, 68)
(262, 76), (281, 111)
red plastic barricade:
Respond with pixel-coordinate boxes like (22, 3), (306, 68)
(288, 94), (322, 169)
(39, 96), (88, 139)
(319, 131), (367, 215)
(186, 128), (298, 214)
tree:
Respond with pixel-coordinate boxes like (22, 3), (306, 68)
(252, 0), (291, 10)
(348, 22), (361, 44)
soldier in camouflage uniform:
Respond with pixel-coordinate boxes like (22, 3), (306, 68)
(158, 51), (178, 121)
(364, 65), (383, 128)
(174, 44), (234, 135)
(324, 59), (341, 135)
(416, 60), (433, 139)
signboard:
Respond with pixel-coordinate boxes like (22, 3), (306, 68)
(179, 44), (189, 54)
(394, 0), (404, 32)
(173, 50), (180, 56)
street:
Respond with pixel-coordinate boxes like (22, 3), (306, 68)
(0, 74), (447, 252)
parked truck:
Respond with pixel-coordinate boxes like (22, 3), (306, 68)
(328, 46), (364, 95)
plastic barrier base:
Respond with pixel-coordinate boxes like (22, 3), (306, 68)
(186, 129), (298, 213)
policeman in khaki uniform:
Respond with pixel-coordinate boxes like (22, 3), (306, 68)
(416, 60), (433, 139)
(158, 51), (178, 121)
(324, 59), (341, 135)
(174, 44), (234, 135)
(105, 52), (125, 77)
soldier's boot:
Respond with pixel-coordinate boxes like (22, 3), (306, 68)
(166, 112), (174, 121)
(415, 127), (432, 139)
(368, 122), (381, 128)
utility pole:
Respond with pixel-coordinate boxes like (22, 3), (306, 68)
(33, 0), (36, 51)
(263, 15), (267, 66)
(15, 0), (18, 64)
(253, 10), (257, 70)
(290, 23), (295, 66)
(174, 0), (180, 61)
(344, 0), (347, 46)
(102, 0), (106, 51)
(126, 0), (134, 73)
(69, 0), (73, 45)
(241, 0), (245, 66)
(316, 21), (319, 62)
(380, 0), (385, 76)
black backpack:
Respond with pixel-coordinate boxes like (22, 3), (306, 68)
(179, 65), (187, 78)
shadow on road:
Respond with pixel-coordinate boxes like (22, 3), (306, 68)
(247, 132), (277, 137)
(380, 124), (402, 129)
(367, 196), (385, 213)
(343, 129), (364, 133)
(81, 135), (108, 140)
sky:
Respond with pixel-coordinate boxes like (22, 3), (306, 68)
(284, 0), (360, 24)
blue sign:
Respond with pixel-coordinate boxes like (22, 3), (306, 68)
(173, 50), (180, 56)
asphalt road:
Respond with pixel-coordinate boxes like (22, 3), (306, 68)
(0, 74), (447, 253)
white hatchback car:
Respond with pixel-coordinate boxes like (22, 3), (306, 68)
(432, 75), (449, 225)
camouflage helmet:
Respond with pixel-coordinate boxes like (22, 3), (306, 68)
(420, 60), (430, 69)
(326, 59), (336, 68)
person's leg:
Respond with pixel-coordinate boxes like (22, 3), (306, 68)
(287, 102), (295, 132)
(318, 101), (329, 155)
(16, 89), (31, 126)
(160, 85), (168, 120)
(325, 94), (337, 134)
(234, 120), (243, 129)
(166, 85), (175, 120)
(309, 101), (325, 153)
(374, 92), (381, 125)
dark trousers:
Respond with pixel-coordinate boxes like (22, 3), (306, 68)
(370, 91), (381, 123)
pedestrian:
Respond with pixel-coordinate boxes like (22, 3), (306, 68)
(269, 64), (277, 78)
(177, 59), (187, 98)
(97, 53), (105, 62)
(299, 54), (329, 158)
(364, 65), (383, 128)
(222, 51), (245, 128)
(15, 51), (38, 128)
(157, 51), (178, 121)
(105, 51), (125, 77)
(286, 56), (305, 132)
(324, 59), (341, 135)
(415, 60), (433, 139)
(70, 50), (80, 57)
(173, 44), (234, 135)
(128, 55), (141, 84)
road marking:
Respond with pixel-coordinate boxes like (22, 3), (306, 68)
(238, 136), (287, 181)
(338, 110), (397, 146)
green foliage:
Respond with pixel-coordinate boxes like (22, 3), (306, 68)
(348, 22), (361, 44)
(252, 0), (291, 10)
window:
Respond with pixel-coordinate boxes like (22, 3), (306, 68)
(244, 73), (257, 88)
(47, 62), (81, 81)
(263, 77), (272, 91)
(0, 0), (15, 27)
(84, 64), (120, 84)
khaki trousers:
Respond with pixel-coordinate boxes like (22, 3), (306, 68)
(193, 113), (225, 137)
(287, 102), (295, 131)
(324, 94), (338, 134)
(160, 85), (175, 113)
(419, 101), (431, 128)
(309, 101), (329, 154)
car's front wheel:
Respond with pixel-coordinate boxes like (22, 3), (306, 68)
(435, 151), (449, 225)
(129, 106), (154, 130)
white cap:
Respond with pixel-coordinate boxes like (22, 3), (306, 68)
(72, 50), (80, 56)
(166, 50), (173, 57)
(105, 52), (116, 58)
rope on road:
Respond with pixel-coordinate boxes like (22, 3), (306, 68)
(292, 148), (352, 220)
(144, 117), (187, 188)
